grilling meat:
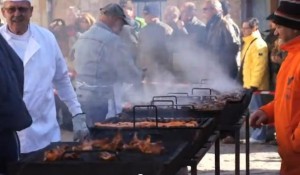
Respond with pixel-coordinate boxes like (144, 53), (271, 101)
(92, 138), (110, 148)
(218, 92), (244, 102)
(44, 148), (62, 161)
(95, 120), (199, 128)
(191, 100), (226, 111)
(138, 136), (164, 154)
(101, 131), (123, 151)
(80, 141), (93, 151)
(44, 132), (165, 161)
(123, 132), (143, 150)
(99, 152), (117, 161)
(123, 133), (165, 154)
(44, 145), (79, 161)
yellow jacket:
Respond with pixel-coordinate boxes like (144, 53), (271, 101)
(241, 31), (269, 90)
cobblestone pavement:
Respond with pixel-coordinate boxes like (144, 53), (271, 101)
(61, 130), (281, 175)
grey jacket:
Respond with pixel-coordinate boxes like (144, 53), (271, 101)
(72, 22), (142, 87)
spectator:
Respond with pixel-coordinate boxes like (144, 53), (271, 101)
(265, 13), (286, 90)
(137, 3), (173, 82)
(75, 12), (96, 34)
(119, 0), (139, 62)
(72, 3), (141, 125)
(164, 5), (187, 39)
(49, 18), (76, 80)
(0, 34), (31, 174)
(250, 1), (300, 174)
(180, 2), (206, 46)
(0, 0), (88, 155)
(239, 18), (269, 144)
(119, 0), (146, 32)
(65, 6), (81, 55)
(203, 0), (240, 79)
(239, 18), (269, 92)
(220, 0), (240, 40)
(49, 19), (69, 59)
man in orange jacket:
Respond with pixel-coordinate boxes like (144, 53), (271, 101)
(250, 1), (300, 175)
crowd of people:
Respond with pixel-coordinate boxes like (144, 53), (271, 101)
(1, 0), (300, 174)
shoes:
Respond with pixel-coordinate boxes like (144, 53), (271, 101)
(221, 136), (235, 144)
(249, 137), (266, 144)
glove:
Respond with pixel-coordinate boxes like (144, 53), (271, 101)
(72, 113), (89, 142)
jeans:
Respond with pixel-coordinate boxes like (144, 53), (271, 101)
(251, 126), (267, 141)
(77, 86), (111, 127)
(249, 94), (266, 141)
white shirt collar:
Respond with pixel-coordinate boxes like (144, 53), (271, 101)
(5, 25), (31, 40)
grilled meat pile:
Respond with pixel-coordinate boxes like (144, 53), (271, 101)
(43, 132), (165, 161)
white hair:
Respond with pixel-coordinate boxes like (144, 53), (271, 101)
(206, 0), (223, 12)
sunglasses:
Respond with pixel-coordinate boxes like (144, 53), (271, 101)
(4, 6), (30, 14)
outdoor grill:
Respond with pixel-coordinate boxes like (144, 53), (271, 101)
(8, 84), (250, 175)
(121, 86), (251, 175)
(8, 116), (216, 175)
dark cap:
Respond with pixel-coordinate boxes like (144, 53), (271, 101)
(273, 0), (300, 30)
(143, 3), (160, 17)
(100, 3), (131, 25)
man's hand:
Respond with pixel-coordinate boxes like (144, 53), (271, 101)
(72, 113), (89, 142)
(250, 110), (269, 128)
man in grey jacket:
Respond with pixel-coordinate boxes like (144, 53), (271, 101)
(72, 3), (142, 127)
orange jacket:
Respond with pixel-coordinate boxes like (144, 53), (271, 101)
(261, 36), (300, 175)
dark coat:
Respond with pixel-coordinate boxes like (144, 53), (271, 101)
(137, 21), (173, 81)
(264, 29), (282, 90)
(184, 17), (206, 47)
(0, 34), (31, 132)
(0, 33), (31, 174)
(205, 14), (240, 79)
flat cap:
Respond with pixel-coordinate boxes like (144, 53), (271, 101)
(100, 3), (131, 25)
(143, 3), (160, 17)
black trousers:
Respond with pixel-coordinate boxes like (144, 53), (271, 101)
(0, 131), (19, 174)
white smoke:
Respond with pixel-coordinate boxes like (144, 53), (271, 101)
(123, 36), (242, 105)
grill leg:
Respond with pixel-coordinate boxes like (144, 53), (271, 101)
(190, 165), (197, 175)
(215, 131), (220, 175)
(245, 113), (250, 175)
(235, 126), (240, 175)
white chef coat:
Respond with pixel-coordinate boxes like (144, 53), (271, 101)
(0, 23), (82, 153)
(6, 29), (30, 60)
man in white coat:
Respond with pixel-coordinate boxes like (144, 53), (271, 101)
(0, 0), (88, 154)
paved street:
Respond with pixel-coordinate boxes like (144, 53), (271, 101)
(197, 143), (280, 175)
